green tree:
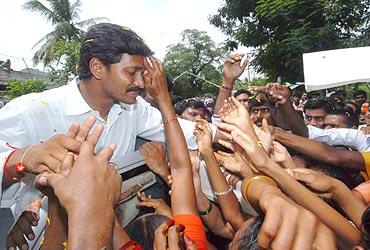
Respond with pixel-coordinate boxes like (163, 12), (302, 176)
(210, 0), (370, 83)
(2, 79), (46, 100)
(164, 29), (227, 98)
(48, 40), (80, 85)
(23, 0), (107, 66)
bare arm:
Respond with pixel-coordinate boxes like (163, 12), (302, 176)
(274, 127), (365, 171)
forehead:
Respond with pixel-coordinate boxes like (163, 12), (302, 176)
(305, 108), (326, 116)
(117, 54), (145, 69)
(236, 93), (249, 99)
(251, 105), (270, 110)
(324, 114), (346, 123)
(183, 107), (204, 114)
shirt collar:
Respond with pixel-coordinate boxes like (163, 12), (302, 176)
(65, 78), (93, 116)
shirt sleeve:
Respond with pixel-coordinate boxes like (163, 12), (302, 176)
(308, 125), (370, 151)
(0, 101), (34, 208)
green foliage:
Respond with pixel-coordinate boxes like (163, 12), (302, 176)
(164, 29), (227, 98)
(3, 79), (46, 100)
(48, 40), (80, 85)
(210, 0), (370, 83)
(23, 0), (107, 66)
(234, 76), (270, 90)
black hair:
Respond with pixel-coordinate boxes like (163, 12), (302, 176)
(359, 207), (370, 249)
(353, 90), (367, 99)
(345, 101), (361, 114)
(303, 98), (330, 113)
(326, 103), (359, 128)
(125, 214), (171, 250)
(229, 216), (263, 250)
(174, 98), (206, 116)
(248, 95), (270, 109)
(234, 89), (252, 98)
(78, 23), (153, 80)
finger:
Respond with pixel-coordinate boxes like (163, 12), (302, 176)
(216, 122), (237, 133)
(75, 115), (97, 143)
(65, 122), (80, 138)
(6, 232), (16, 250)
(43, 156), (62, 174)
(60, 152), (74, 176)
(270, 211), (298, 250)
(9, 224), (28, 250)
(216, 129), (233, 142)
(291, 211), (317, 250)
(17, 213), (35, 240)
(261, 119), (271, 135)
(86, 123), (104, 147)
(184, 234), (197, 250)
(24, 210), (39, 227)
(168, 224), (185, 249)
(154, 220), (174, 250)
(99, 145), (115, 164)
(59, 136), (81, 154)
(218, 139), (235, 151)
(216, 150), (231, 157)
(258, 209), (280, 249)
(289, 169), (315, 183)
(38, 172), (63, 188)
(137, 201), (157, 209)
(214, 152), (226, 163)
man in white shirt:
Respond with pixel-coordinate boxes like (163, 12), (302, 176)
(0, 23), (210, 209)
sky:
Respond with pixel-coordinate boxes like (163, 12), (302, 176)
(0, 0), (229, 71)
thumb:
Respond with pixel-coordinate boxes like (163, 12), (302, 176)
(36, 172), (63, 188)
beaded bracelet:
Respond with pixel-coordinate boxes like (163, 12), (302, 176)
(220, 85), (232, 92)
(199, 202), (213, 216)
(15, 144), (35, 175)
(242, 175), (278, 203)
(214, 185), (233, 197)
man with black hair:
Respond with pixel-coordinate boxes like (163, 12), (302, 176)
(0, 23), (216, 248)
(234, 89), (252, 109)
(248, 96), (275, 126)
(304, 98), (330, 128)
(174, 98), (206, 122)
(353, 90), (368, 107)
(324, 105), (359, 129)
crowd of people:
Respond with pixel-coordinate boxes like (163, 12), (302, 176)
(1, 22), (370, 250)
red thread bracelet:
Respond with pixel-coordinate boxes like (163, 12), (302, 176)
(119, 240), (142, 250)
(3, 149), (20, 181)
(163, 116), (177, 124)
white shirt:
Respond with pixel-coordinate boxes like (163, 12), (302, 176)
(308, 125), (370, 151)
(0, 79), (209, 208)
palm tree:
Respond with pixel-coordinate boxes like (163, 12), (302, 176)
(23, 0), (108, 66)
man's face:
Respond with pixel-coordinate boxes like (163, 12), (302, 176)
(304, 108), (327, 128)
(355, 94), (367, 105)
(235, 93), (249, 109)
(180, 107), (205, 121)
(323, 115), (347, 129)
(250, 105), (273, 126)
(102, 54), (145, 104)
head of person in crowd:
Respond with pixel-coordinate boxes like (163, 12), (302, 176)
(345, 101), (361, 115)
(174, 98), (206, 121)
(125, 214), (171, 250)
(324, 104), (359, 129)
(330, 90), (346, 104)
(77, 23), (153, 105)
(249, 95), (274, 126)
(304, 98), (330, 128)
(353, 90), (367, 106)
(228, 216), (263, 250)
(356, 207), (370, 250)
(204, 98), (215, 116)
(291, 85), (306, 105)
(234, 89), (252, 109)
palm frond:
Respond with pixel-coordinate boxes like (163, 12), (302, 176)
(76, 17), (110, 28)
(23, 0), (62, 25)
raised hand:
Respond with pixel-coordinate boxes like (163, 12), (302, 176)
(215, 151), (253, 178)
(223, 53), (249, 84)
(286, 168), (335, 194)
(219, 96), (252, 134)
(143, 56), (171, 105)
(139, 141), (169, 180)
(194, 120), (213, 156)
(136, 192), (172, 218)
(270, 141), (290, 164)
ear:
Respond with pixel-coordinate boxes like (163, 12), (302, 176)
(89, 57), (106, 80)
